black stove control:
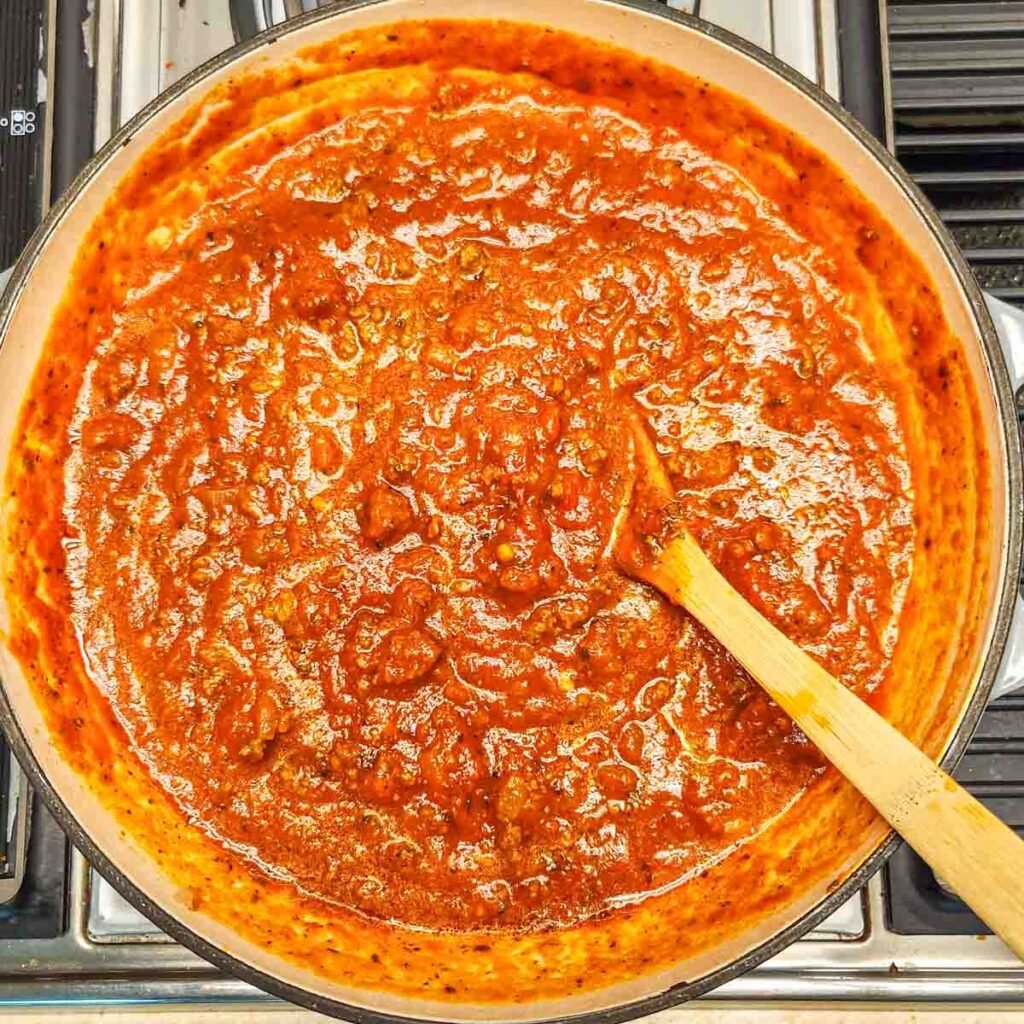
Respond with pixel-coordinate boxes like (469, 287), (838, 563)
(0, 0), (47, 269)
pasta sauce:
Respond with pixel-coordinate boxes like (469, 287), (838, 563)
(2, 18), (988, 1001)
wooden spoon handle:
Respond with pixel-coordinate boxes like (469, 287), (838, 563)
(648, 530), (1024, 959)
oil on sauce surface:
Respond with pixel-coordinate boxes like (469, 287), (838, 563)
(8, 24), (914, 938)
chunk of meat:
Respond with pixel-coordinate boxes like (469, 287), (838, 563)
(377, 628), (443, 686)
(362, 483), (414, 544)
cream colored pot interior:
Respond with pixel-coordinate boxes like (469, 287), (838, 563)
(0, 1), (1012, 1020)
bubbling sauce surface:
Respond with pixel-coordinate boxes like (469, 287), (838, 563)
(10, 33), (918, 936)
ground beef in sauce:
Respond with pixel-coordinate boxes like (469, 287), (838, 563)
(8, 49), (915, 934)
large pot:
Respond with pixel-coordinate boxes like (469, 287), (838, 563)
(1, 1), (1024, 1019)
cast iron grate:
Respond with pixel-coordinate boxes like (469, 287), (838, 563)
(886, 0), (1024, 936)
(889, 1), (1024, 307)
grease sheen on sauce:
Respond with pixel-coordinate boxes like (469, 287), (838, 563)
(19, 50), (914, 933)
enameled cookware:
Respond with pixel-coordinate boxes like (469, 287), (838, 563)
(2, 2), (1024, 1020)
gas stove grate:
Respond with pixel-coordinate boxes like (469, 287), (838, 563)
(889, 1), (1024, 307)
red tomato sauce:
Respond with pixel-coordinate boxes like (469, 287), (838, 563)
(6, 21), (932, 944)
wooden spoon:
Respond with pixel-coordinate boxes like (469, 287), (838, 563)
(616, 408), (1024, 959)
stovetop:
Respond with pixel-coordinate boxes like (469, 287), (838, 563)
(2, 0), (1024, 1012)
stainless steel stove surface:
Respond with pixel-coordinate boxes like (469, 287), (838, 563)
(2, 0), (1024, 1012)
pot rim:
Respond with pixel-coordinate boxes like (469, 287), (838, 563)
(0, 1), (1020, 1020)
